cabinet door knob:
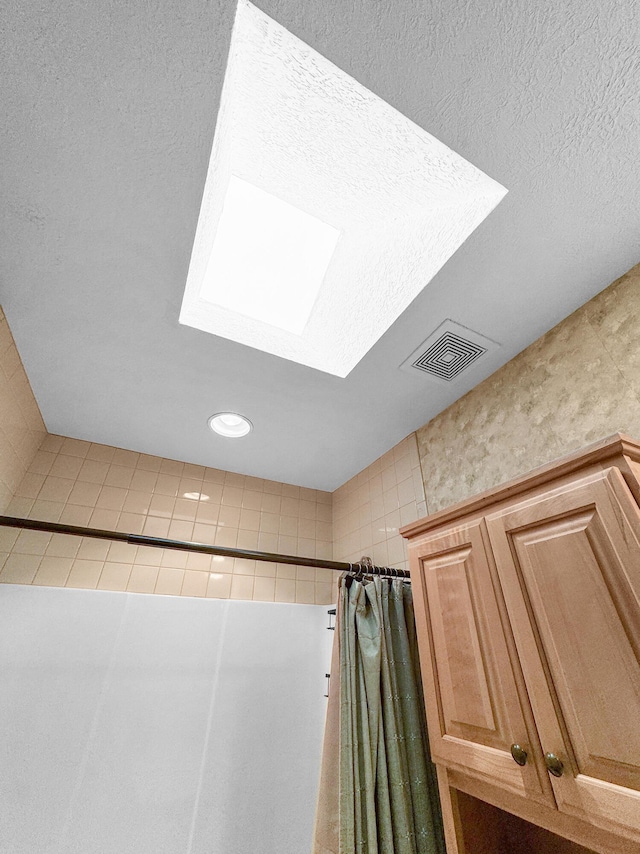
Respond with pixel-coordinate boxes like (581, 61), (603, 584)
(544, 752), (564, 777)
(510, 744), (528, 766)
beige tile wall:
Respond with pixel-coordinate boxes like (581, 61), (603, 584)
(0, 307), (46, 511)
(5, 262), (636, 604)
(332, 433), (426, 574)
(417, 261), (640, 512)
(0, 435), (334, 604)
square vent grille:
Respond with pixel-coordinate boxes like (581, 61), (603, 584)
(412, 331), (485, 380)
(400, 320), (499, 384)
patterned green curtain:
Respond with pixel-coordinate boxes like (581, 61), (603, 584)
(313, 575), (446, 854)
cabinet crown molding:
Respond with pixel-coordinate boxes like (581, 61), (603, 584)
(401, 432), (640, 538)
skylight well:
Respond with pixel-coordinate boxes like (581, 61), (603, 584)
(200, 177), (340, 336)
(180, 0), (507, 376)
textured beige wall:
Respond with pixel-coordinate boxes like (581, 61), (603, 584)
(0, 435), (334, 604)
(333, 433), (425, 574)
(417, 263), (640, 512)
(0, 306), (46, 511)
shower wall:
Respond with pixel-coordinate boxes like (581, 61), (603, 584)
(0, 432), (333, 605)
(0, 583), (333, 854)
(332, 432), (426, 573)
(0, 306), (46, 511)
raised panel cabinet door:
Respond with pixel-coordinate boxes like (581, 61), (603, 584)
(486, 467), (640, 843)
(409, 520), (552, 804)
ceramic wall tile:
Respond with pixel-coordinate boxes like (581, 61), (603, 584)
(2, 416), (333, 603)
(0, 307), (46, 511)
(331, 433), (424, 581)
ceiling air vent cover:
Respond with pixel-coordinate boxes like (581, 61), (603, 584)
(400, 320), (499, 384)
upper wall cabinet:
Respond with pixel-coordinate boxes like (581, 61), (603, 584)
(485, 467), (640, 839)
(402, 434), (640, 852)
(410, 519), (552, 806)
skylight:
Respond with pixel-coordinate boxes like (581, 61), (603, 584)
(200, 176), (340, 336)
(179, 0), (507, 376)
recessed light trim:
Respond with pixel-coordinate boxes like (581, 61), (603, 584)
(208, 412), (253, 438)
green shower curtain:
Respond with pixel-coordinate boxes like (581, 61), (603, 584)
(313, 575), (446, 854)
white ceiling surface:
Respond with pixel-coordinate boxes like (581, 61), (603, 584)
(181, 0), (506, 376)
(1, 1), (639, 491)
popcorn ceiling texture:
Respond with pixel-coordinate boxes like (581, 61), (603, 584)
(2, 0), (639, 490)
(181, 0), (505, 376)
(0, 307), (46, 512)
(417, 263), (640, 512)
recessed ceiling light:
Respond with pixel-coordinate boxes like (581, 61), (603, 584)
(208, 412), (252, 438)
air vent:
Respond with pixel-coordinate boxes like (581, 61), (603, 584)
(400, 320), (499, 384)
(412, 332), (485, 380)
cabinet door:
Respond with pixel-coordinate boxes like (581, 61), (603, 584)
(486, 467), (640, 843)
(409, 520), (552, 805)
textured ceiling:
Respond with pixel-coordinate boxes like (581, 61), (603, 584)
(1, 0), (639, 489)
(181, 0), (506, 376)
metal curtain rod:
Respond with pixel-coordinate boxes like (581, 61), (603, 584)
(0, 516), (410, 579)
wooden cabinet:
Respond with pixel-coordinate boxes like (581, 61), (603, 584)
(401, 435), (640, 854)
(411, 520), (552, 806)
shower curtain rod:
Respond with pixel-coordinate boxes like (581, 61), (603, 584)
(0, 515), (410, 579)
